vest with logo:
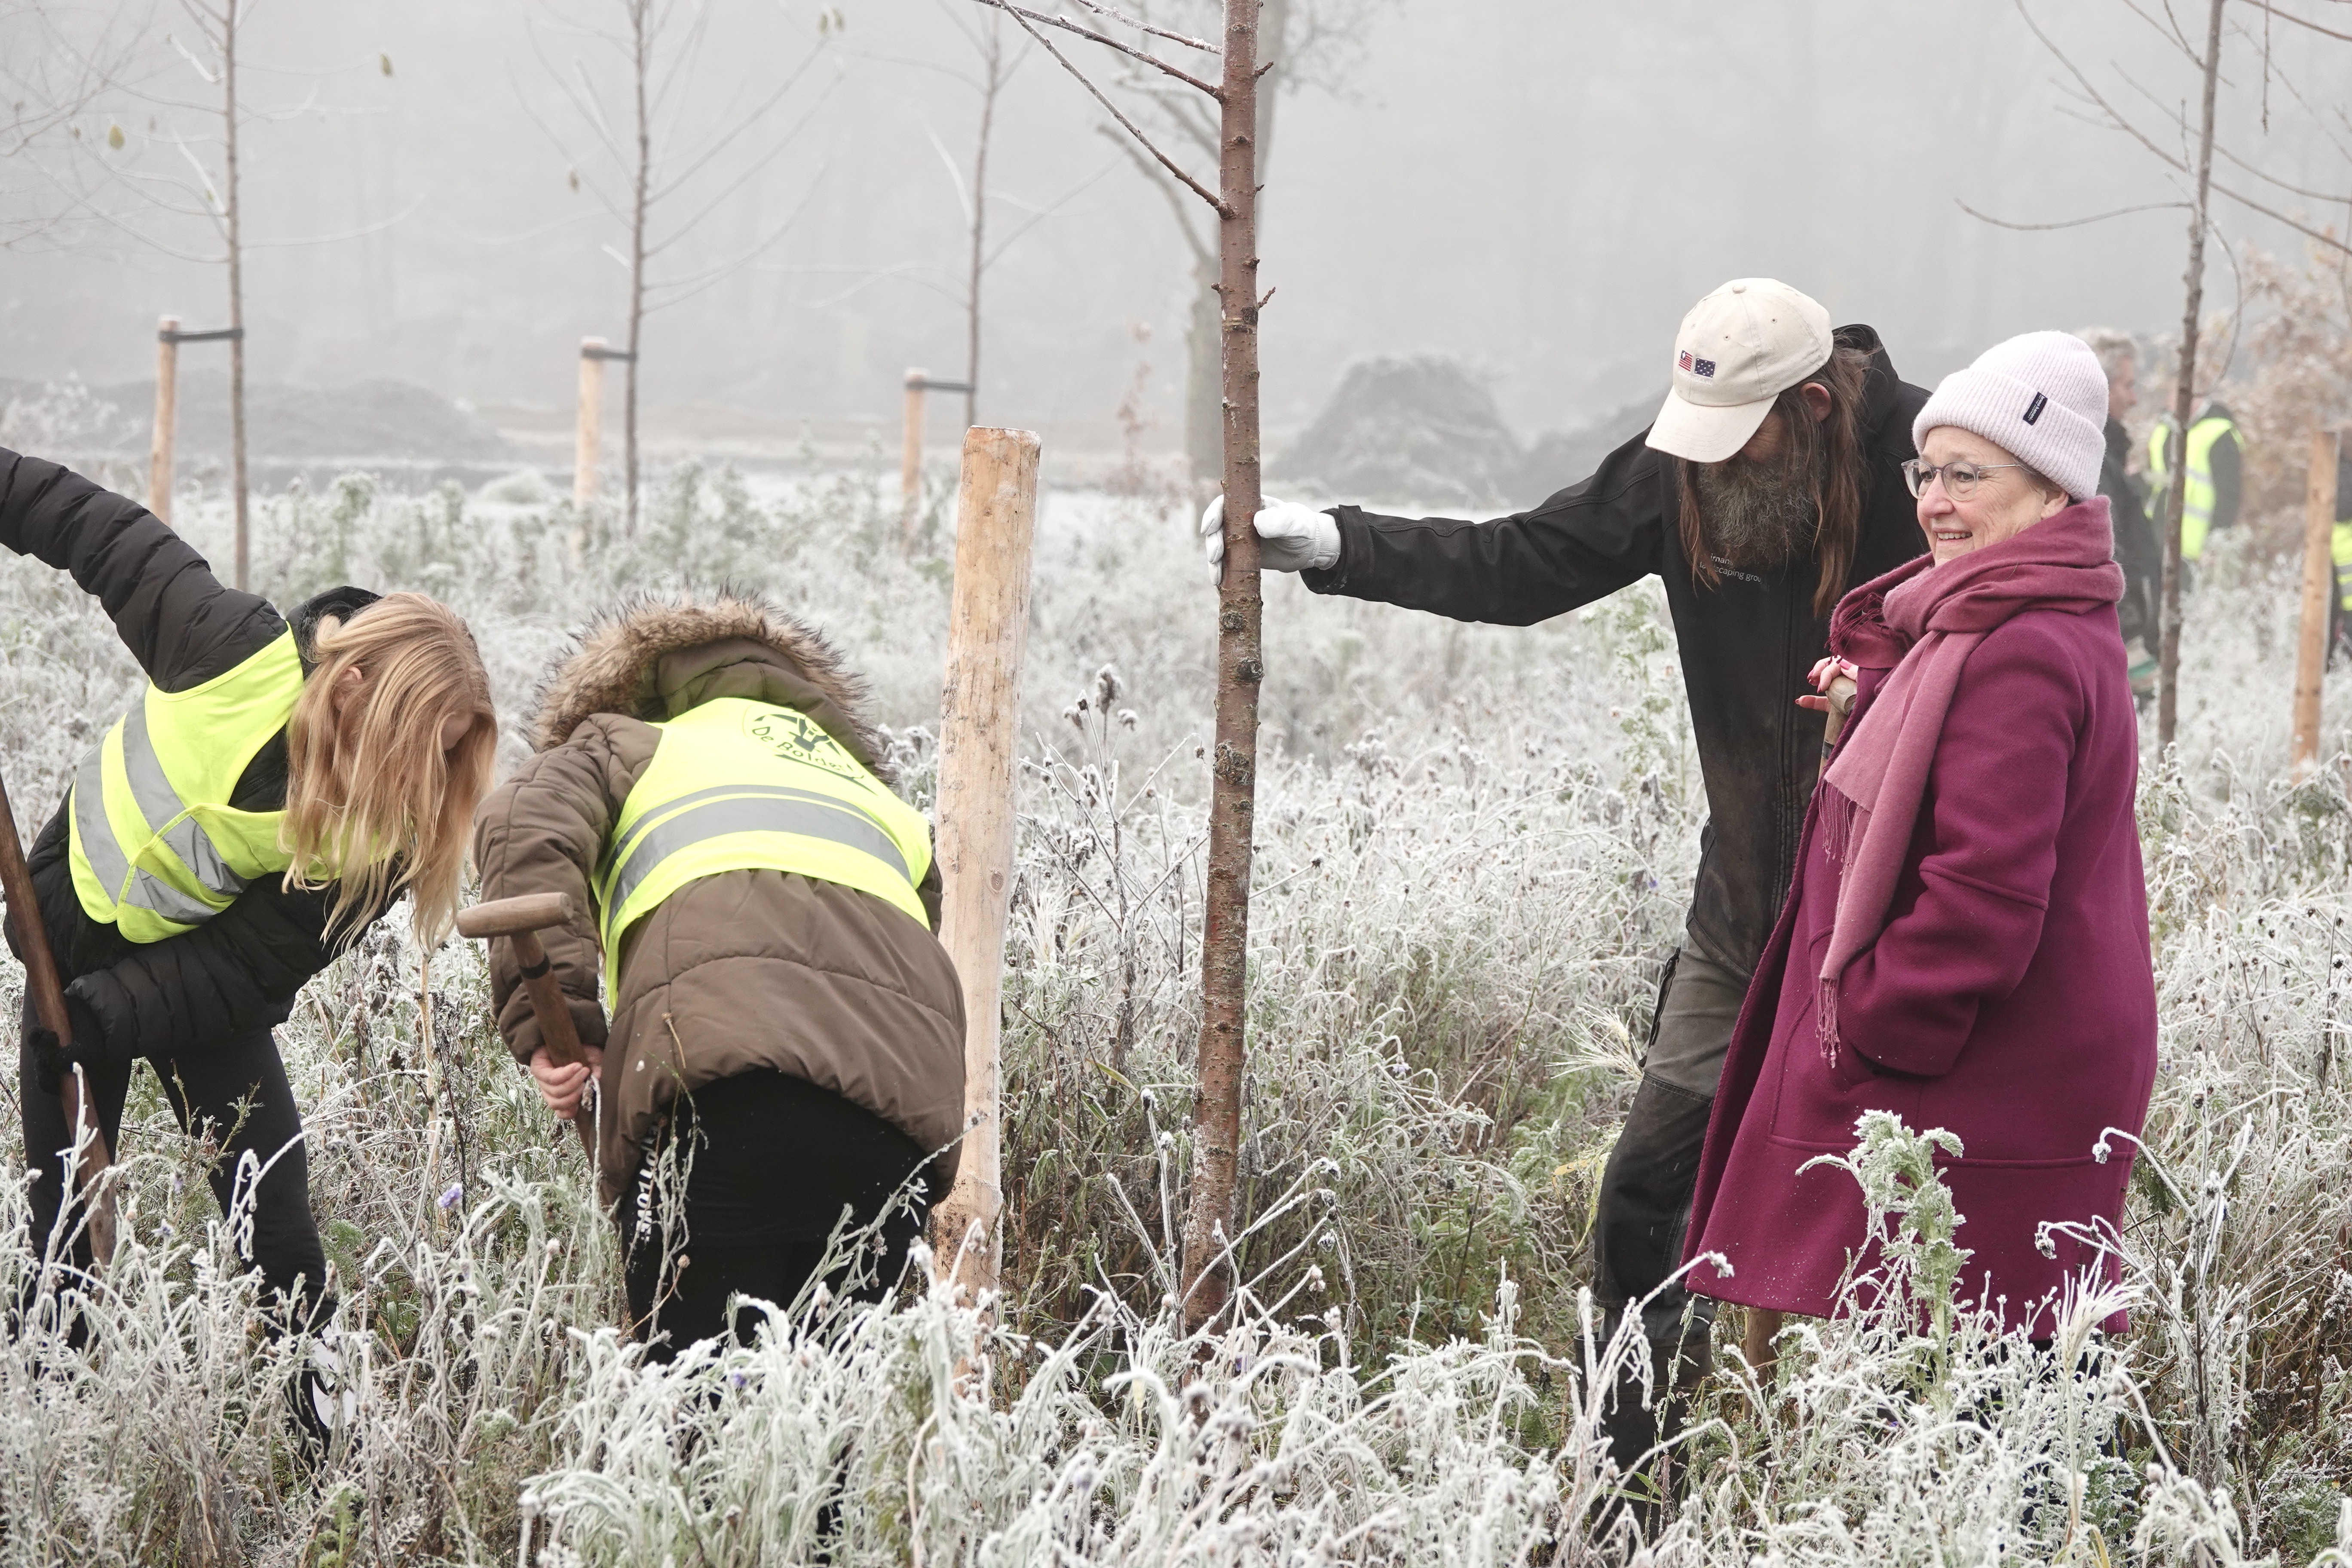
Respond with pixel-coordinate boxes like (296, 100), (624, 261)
(594, 697), (933, 962)
(2147, 414), (2239, 561)
(68, 630), (307, 943)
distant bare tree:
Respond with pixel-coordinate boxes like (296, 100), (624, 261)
(948, 10), (1014, 430)
(0, 2), (150, 251)
(1102, 0), (1393, 486)
(528, 0), (845, 534)
(827, 6), (1122, 445)
(1979, 0), (2352, 748)
(3, 1), (395, 590)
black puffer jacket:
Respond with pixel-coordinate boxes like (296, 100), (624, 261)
(0, 446), (381, 1057)
(1301, 328), (1928, 974)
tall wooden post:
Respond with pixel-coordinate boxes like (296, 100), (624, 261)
(575, 337), (607, 510)
(2294, 430), (2341, 781)
(901, 369), (928, 555)
(149, 316), (179, 525)
(930, 425), (1041, 1309)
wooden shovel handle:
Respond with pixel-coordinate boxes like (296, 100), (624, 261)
(0, 773), (74, 1042)
(0, 766), (116, 1254)
(465, 910), (595, 1162)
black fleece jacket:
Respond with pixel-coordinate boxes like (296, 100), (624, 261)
(0, 445), (380, 1059)
(1300, 326), (1929, 975)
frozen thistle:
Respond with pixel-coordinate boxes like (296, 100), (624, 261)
(437, 1182), (463, 1211)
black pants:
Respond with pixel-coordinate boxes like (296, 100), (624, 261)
(621, 1069), (935, 1360)
(19, 1009), (330, 1334)
(1590, 942), (1751, 1482)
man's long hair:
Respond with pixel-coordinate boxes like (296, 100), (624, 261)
(281, 593), (498, 946)
(1676, 344), (1871, 618)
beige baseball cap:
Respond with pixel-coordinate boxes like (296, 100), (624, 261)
(1645, 278), (1835, 464)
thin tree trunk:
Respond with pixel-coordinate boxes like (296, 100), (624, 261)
(965, 20), (1003, 432)
(2158, 0), (2227, 750)
(224, 2), (248, 591)
(625, 0), (651, 539)
(1184, 0), (1284, 490)
(1185, 258), (1221, 484)
(1178, 0), (1264, 1336)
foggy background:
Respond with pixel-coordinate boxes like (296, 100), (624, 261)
(4, 0), (2349, 478)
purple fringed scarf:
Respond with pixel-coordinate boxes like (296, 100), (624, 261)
(1814, 497), (2124, 1066)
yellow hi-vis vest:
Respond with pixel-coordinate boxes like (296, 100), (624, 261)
(593, 697), (933, 959)
(2335, 520), (2352, 614)
(2147, 414), (2239, 561)
(67, 630), (306, 943)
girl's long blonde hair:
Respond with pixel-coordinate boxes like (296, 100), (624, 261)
(281, 593), (497, 946)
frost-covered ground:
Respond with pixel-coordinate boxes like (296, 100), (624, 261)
(1, 450), (2350, 1565)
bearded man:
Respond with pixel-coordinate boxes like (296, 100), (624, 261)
(1205, 279), (1928, 1472)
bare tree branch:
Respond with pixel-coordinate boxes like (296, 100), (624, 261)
(1061, 0), (1220, 52)
(983, 156), (1119, 269)
(2238, 0), (2352, 41)
(977, 0), (1229, 214)
(1957, 197), (2193, 229)
(2209, 175), (2352, 254)
(1098, 120), (1211, 264)
(972, 0), (1222, 96)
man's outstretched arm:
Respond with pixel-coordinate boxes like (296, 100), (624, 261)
(1222, 428), (1671, 627)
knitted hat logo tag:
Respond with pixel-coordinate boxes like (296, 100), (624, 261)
(2022, 392), (2047, 426)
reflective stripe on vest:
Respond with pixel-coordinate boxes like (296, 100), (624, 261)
(67, 630), (306, 943)
(594, 697), (933, 957)
(2147, 415), (2238, 561)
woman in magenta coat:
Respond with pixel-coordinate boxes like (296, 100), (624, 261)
(1683, 331), (2158, 1338)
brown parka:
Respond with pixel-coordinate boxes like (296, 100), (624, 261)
(471, 590), (965, 1207)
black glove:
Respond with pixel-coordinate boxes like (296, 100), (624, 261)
(24, 993), (110, 1096)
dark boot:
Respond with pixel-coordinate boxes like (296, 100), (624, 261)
(1591, 1070), (1720, 1528)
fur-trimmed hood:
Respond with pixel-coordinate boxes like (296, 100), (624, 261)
(527, 588), (888, 772)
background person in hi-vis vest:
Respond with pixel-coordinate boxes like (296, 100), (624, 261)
(2146, 398), (2243, 588)
(470, 588), (965, 1359)
(0, 444), (498, 1448)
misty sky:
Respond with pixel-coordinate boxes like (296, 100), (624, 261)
(5, 0), (2349, 462)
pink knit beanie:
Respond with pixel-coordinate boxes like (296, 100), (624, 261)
(1911, 331), (2108, 502)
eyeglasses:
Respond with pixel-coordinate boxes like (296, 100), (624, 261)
(1902, 459), (2023, 499)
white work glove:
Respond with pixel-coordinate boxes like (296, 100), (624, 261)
(1198, 493), (1342, 576)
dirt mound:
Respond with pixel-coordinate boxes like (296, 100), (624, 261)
(1270, 355), (1523, 508)
(1517, 394), (1660, 499)
(0, 373), (517, 462)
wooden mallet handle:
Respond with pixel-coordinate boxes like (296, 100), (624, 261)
(0, 765), (116, 1256)
(458, 893), (594, 1159)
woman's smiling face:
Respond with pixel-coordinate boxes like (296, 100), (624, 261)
(1914, 425), (2069, 566)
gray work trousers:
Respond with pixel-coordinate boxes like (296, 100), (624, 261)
(1589, 938), (1755, 1481)
(1593, 939), (1752, 1345)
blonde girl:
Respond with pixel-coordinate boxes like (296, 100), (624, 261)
(1, 444), (494, 1443)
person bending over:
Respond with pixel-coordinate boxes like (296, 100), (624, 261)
(1, 445), (497, 1447)
(471, 588), (965, 1358)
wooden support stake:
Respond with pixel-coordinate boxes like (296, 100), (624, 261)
(900, 369), (928, 557)
(2294, 430), (2341, 781)
(929, 425), (1041, 1310)
(149, 316), (178, 525)
(575, 338), (607, 512)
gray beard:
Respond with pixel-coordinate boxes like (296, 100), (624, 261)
(1691, 445), (1822, 573)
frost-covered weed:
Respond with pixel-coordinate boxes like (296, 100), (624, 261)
(0, 450), (2348, 1560)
